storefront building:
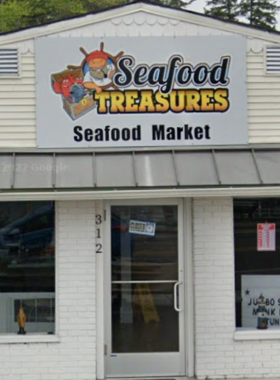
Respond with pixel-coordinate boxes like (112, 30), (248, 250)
(2, 1), (280, 379)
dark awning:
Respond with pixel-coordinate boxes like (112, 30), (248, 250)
(0, 146), (280, 190)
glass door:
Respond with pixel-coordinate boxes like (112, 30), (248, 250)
(105, 201), (185, 377)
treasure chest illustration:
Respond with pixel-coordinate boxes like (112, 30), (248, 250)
(51, 42), (124, 120)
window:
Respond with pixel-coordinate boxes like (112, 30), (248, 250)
(0, 201), (55, 334)
(234, 199), (280, 329)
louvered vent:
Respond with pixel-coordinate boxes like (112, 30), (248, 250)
(266, 46), (280, 74)
(0, 48), (19, 76)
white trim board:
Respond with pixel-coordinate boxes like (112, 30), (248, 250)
(1, 187), (280, 201)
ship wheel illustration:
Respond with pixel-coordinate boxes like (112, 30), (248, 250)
(67, 42), (124, 93)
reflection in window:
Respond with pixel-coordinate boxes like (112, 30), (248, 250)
(111, 205), (179, 353)
(111, 205), (178, 282)
(0, 202), (55, 334)
(14, 298), (55, 321)
(234, 199), (280, 329)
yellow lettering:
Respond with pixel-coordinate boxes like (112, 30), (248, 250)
(110, 91), (125, 113)
(125, 90), (139, 112)
(155, 91), (169, 112)
(200, 89), (214, 111)
(170, 90), (185, 113)
(185, 90), (200, 111)
(214, 89), (229, 112)
(95, 92), (110, 113)
(138, 90), (155, 112)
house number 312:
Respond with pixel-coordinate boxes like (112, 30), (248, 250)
(95, 214), (103, 254)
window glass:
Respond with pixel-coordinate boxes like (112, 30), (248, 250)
(111, 205), (179, 353)
(111, 205), (178, 282)
(234, 199), (280, 329)
(0, 201), (55, 334)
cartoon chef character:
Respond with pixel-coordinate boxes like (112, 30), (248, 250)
(83, 50), (115, 94)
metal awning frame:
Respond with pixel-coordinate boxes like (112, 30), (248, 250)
(0, 146), (273, 190)
(0, 186), (280, 202)
(1, 145), (280, 193)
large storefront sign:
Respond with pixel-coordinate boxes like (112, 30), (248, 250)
(35, 37), (247, 148)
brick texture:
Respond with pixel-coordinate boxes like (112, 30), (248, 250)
(4, 198), (280, 380)
(193, 197), (280, 379)
(0, 201), (97, 380)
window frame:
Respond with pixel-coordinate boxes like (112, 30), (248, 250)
(234, 198), (280, 340)
(0, 201), (58, 344)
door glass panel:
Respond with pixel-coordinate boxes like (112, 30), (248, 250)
(112, 282), (179, 353)
(111, 206), (178, 281)
(111, 205), (179, 354)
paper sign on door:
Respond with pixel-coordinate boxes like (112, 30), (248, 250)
(129, 220), (156, 236)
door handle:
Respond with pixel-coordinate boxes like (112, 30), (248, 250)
(173, 281), (182, 312)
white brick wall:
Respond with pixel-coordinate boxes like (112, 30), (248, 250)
(4, 197), (280, 380)
(0, 200), (97, 380)
(193, 197), (280, 379)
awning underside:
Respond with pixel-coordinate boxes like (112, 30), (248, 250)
(1, 148), (280, 190)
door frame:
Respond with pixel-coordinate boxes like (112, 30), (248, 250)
(98, 198), (194, 378)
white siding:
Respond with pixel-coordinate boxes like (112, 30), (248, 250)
(248, 50), (280, 143)
(0, 11), (280, 147)
(0, 51), (36, 147)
